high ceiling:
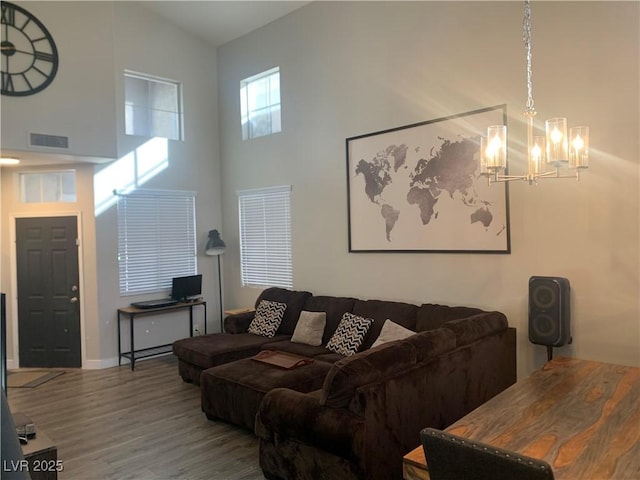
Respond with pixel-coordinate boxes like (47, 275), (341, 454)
(139, 1), (310, 47)
(0, 1), (310, 167)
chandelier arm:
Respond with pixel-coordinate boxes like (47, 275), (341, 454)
(487, 174), (530, 185)
(535, 172), (583, 181)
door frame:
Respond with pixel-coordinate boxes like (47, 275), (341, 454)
(9, 211), (87, 369)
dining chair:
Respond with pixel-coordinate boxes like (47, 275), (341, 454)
(420, 427), (555, 480)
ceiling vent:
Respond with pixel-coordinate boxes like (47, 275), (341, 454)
(29, 132), (69, 149)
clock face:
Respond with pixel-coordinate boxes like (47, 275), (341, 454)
(1, 1), (58, 96)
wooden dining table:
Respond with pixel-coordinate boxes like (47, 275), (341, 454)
(403, 357), (640, 480)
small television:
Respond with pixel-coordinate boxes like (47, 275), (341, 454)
(171, 274), (202, 302)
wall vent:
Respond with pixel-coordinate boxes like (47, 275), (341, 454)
(29, 132), (69, 149)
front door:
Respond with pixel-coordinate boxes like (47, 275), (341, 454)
(16, 216), (81, 367)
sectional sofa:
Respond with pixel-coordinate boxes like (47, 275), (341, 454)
(172, 287), (516, 479)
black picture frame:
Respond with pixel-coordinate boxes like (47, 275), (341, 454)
(346, 105), (510, 253)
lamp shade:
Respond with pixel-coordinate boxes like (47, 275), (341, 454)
(205, 229), (226, 256)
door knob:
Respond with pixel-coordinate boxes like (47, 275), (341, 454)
(70, 297), (78, 303)
(71, 285), (78, 292)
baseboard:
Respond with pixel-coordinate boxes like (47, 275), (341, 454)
(8, 355), (170, 370)
(84, 357), (119, 370)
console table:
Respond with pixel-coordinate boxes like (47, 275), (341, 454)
(117, 300), (207, 370)
(22, 427), (59, 480)
(403, 357), (640, 480)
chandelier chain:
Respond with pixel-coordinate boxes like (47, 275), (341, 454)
(523, 0), (535, 113)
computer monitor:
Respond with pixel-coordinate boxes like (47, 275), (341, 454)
(171, 274), (202, 302)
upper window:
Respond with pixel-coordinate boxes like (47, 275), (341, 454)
(237, 185), (292, 289)
(20, 171), (76, 203)
(240, 67), (281, 140)
(124, 71), (183, 141)
(117, 189), (197, 295)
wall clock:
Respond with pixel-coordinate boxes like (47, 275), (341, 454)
(1, 1), (58, 96)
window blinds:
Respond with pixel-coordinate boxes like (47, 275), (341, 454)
(117, 189), (197, 295)
(237, 185), (292, 289)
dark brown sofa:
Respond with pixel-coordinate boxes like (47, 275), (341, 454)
(255, 313), (516, 480)
(173, 287), (516, 479)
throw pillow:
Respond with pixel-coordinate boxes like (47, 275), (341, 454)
(247, 300), (287, 337)
(371, 319), (415, 348)
(291, 311), (327, 346)
(326, 312), (373, 356)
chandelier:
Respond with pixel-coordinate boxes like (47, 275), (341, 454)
(480, 0), (589, 185)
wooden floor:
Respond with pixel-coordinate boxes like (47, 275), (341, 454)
(6, 356), (265, 480)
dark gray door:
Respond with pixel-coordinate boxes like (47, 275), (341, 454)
(16, 216), (81, 367)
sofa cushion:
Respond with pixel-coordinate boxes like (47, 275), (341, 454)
(371, 320), (415, 348)
(291, 311), (326, 346)
(248, 300), (287, 337)
(172, 332), (290, 369)
(201, 357), (334, 431)
(302, 296), (358, 344)
(260, 340), (332, 359)
(223, 311), (255, 333)
(352, 299), (418, 350)
(416, 303), (485, 332)
(256, 287), (313, 335)
(326, 313), (373, 356)
(313, 352), (347, 364)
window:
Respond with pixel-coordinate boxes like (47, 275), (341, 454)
(240, 67), (281, 140)
(117, 189), (197, 295)
(124, 71), (183, 141)
(238, 185), (292, 288)
(20, 171), (76, 203)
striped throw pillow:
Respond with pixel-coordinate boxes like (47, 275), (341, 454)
(247, 300), (287, 337)
(326, 312), (373, 356)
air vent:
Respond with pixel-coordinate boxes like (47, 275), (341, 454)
(29, 132), (69, 149)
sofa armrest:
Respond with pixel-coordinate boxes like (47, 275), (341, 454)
(223, 312), (255, 333)
(256, 388), (364, 460)
(442, 311), (507, 347)
(320, 340), (417, 408)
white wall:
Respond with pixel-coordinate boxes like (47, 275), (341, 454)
(217, 1), (640, 377)
(94, 2), (222, 366)
(1, 2), (118, 159)
(1, 2), (222, 368)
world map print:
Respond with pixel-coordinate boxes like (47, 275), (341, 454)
(347, 107), (510, 252)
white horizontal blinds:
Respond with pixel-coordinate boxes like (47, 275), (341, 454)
(238, 185), (292, 289)
(117, 189), (197, 295)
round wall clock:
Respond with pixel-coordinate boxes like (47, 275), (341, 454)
(1, 1), (58, 96)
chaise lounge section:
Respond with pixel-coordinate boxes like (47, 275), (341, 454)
(172, 287), (312, 385)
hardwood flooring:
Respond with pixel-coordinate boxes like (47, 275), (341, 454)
(6, 356), (264, 480)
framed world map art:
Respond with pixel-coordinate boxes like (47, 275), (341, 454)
(346, 105), (510, 253)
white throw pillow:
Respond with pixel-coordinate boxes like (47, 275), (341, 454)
(371, 319), (415, 348)
(291, 311), (327, 346)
